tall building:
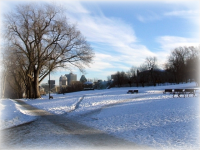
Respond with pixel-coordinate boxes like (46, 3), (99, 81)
(59, 75), (67, 87)
(65, 73), (77, 85)
(80, 75), (87, 83)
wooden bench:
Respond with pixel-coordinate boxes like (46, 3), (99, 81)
(184, 89), (195, 97)
(127, 90), (138, 94)
(162, 88), (196, 98)
(163, 89), (173, 94)
(173, 89), (184, 98)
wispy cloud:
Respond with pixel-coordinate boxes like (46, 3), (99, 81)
(164, 9), (200, 31)
(63, 1), (155, 71)
(164, 10), (199, 17)
(137, 11), (161, 23)
(136, 2), (199, 26)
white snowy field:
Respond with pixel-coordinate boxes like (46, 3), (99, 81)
(0, 82), (200, 149)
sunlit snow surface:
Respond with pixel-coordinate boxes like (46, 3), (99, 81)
(78, 95), (200, 149)
(0, 99), (37, 129)
(1, 82), (199, 149)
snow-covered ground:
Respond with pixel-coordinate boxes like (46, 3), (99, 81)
(0, 99), (37, 129)
(0, 82), (200, 149)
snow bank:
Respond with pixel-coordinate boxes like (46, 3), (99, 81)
(0, 99), (36, 130)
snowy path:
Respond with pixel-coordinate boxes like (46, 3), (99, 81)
(1, 99), (146, 150)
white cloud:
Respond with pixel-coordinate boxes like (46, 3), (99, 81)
(76, 15), (137, 45)
(156, 36), (199, 51)
(88, 53), (115, 71)
(61, 1), (156, 71)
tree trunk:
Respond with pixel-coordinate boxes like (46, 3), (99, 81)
(1, 73), (7, 98)
(28, 80), (33, 99)
(34, 69), (41, 98)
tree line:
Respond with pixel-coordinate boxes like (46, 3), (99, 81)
(112, 46), (200, 87)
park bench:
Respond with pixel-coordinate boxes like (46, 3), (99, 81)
(184, 89), (195, 97)
(163, 89), (173, 94)
(127, 90), (138, 94)
(173, 89), (184, 98)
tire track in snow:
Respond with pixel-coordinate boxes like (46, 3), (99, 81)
(69, 95), (85, 113)
(75, 95), (85, 110)
(80, 94), (148, 117)
(80, 92), (167, 118)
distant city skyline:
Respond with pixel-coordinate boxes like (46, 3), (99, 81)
(1, 0), (199, 84)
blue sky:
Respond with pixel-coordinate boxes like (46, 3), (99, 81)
(0, 0), (199, 85)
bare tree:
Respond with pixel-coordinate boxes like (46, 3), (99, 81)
(1, 53), (9, 98)
(1, 50), (26, 98)
(3, 3), (94, 98)
(145, 56), (157, 70)
(126, 66), (136, 87)
(137, 64), (149, 87)
(113, 71), (127, 87)
(185, 46), (200, 85)
(166, 46), (199, 84)
(167, 47), (189, 83)
(145, 56), (158, 86)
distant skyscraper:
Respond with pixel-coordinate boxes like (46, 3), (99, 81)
(65, 73), (77, 85)
(59, 75), (67, 87)
(80, 75), (87, 83)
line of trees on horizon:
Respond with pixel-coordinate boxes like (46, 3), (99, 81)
(112, 46), (200, 88)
